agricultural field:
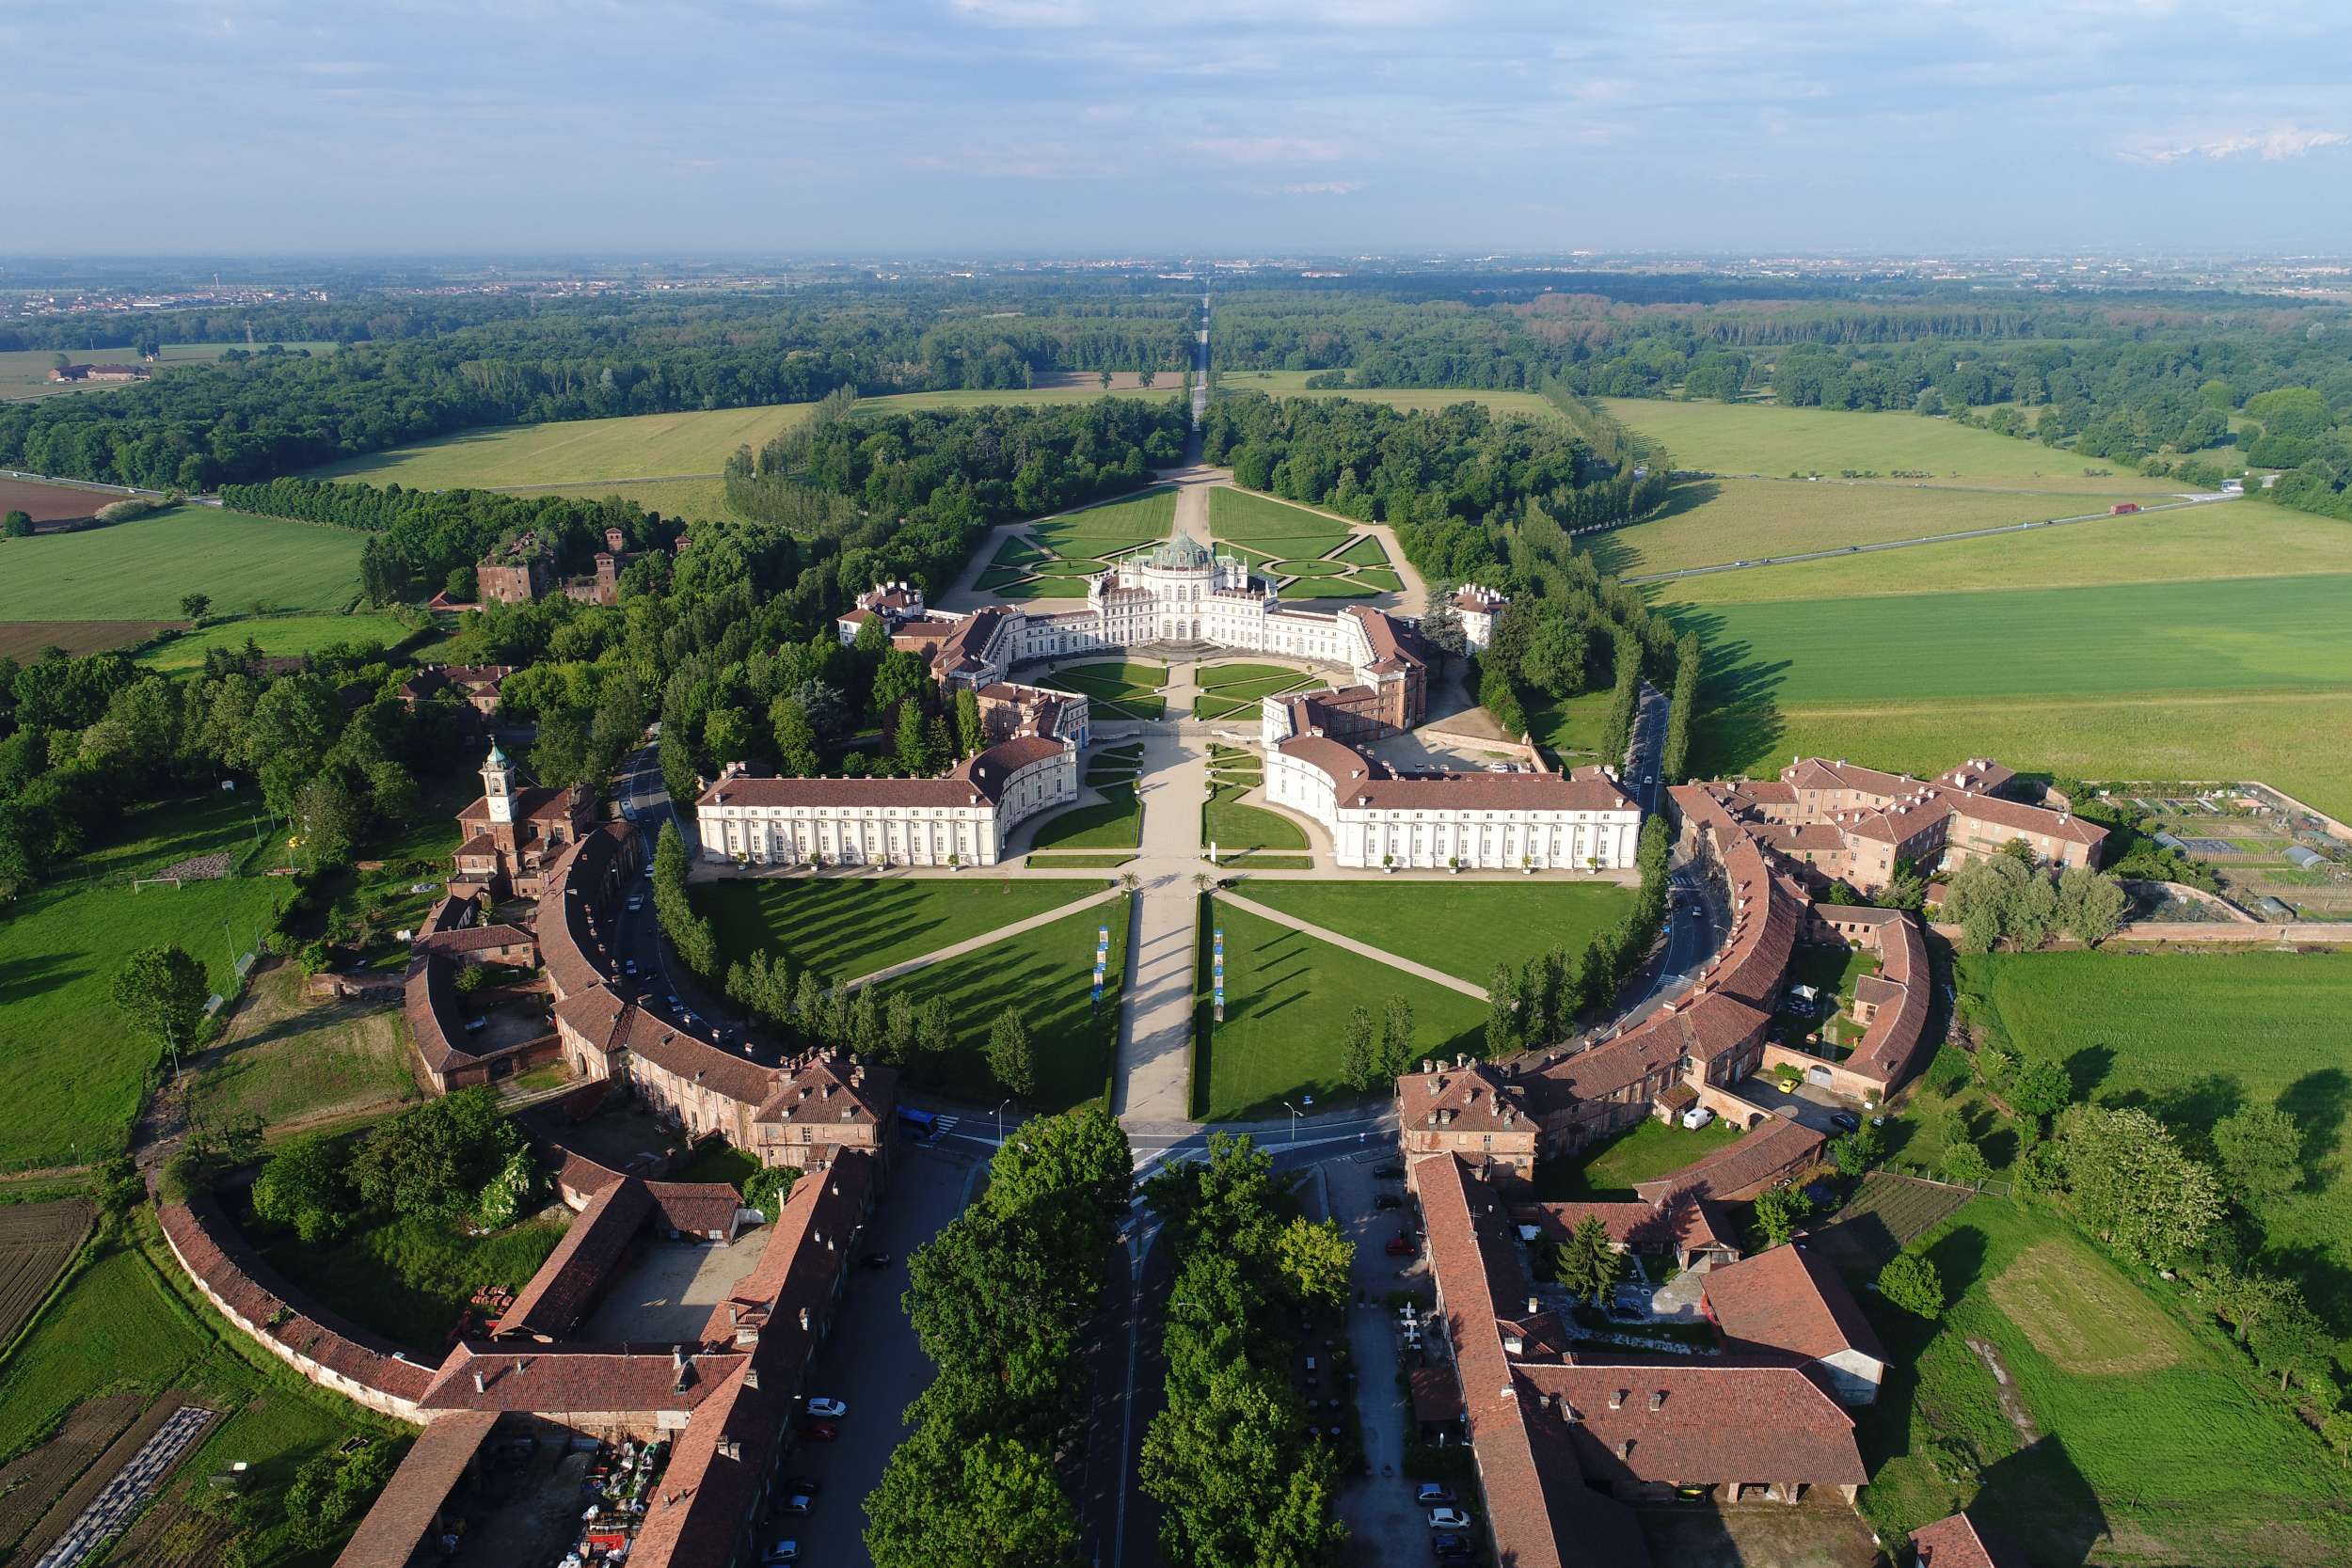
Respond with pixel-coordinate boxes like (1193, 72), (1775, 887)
(1598, 398), (2182, 492)
(882, 899), (1130, 1111)
(0, 505), (362, 623)
(1683, 573), (2352, 821)
(1239, 879), (1638, 985)
(1807, 1173), (1977, 1273)
(135, 611), (419, 672)
(0, 619), (173, 662)
(695, 876), (1095, 985)
(0, 475), (121, 523)
(0, 1201), (95, 1352)
(1591, 476), (2184, 579)
(188, 964), (421, 1134)
(1645, 495), (2352, 602)
(1192, 899), (1485, 1120)
(0, 341), (340, 402)
(1957, 950), (2352, 1330)
(0, 793), (296, 1171)
(1531, 1116), (1748, 1199)
(1855, 1196), (2352, 1565)
(1217, 369), (1565, 425)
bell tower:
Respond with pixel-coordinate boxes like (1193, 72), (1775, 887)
(482, 743), (516, 826)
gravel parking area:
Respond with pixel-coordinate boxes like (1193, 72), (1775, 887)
(1327, 1152), (1445, 1568)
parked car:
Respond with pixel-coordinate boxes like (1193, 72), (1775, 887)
(796, 1421), (838, 1442)
(1829, 1111), (1861, 1132)
(781, 1476), (821, 1496)
(1680, 1105), (1715, 1131)
(779, 1494), (815, 1516)
(1428, 1507), (1473, 1530)
(1433, 1531), (1475, 1560)
(805, 1397), (849, 1419)
(860, 1250), (892, 1269)
(1385, 1234), (1416, 1258)
(1414, 1481), (1457, 1505)
(627, 895), (644, 911)
(760, 1544), (798, 1564)
(1375, 1164), (1406, 1180)
(1375, 1194), (1404, 1211)
(624, 958), (639, 974)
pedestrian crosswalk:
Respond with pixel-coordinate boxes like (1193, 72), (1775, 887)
(931, 1115), (962, 1138)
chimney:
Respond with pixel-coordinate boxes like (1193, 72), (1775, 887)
(1609, 1388), (1627, 1410)
(1527, 1295), (1540, 1315)
(472, 1370), (485, 1394)
(1617, 1439), (1634, 1460)
(720, 1435), (741, 1461)
(1649, 1389), (1666, 1412)
(799, 1307), (811, 1332)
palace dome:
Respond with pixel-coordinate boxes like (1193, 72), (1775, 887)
(1145, 534), (1213, 570)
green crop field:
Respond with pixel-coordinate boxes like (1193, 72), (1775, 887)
(1645, 496), (2352, 602)
(1194, 899), (1486, 1120)
(0, 506), (362, 623)
(1958, 950), (2352, 1329)
(0, 794), (296, 1170)
(1239, 879), (1638, 985)
(0, 341), (340, 402)
(500, 474), (743, 524)
(136, 612), (418, 671)
(1594, 477), (2185, 579)
(1855, 1197), (2352, 1565)
(1218, 370), (1565, 424)
(315, 402), (819, 491)
(695, 877), (1095, 984)
(881, 899), (1129, 1110)
(1598, 398), (2182, 492)
(1206, 487), (1349, 544)
(1686, 574), (2352, 819)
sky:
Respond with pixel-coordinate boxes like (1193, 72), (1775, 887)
(6, 0), (2352, 256)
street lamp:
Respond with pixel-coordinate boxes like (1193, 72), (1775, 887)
(1282, 1101), (1302, 1143)
(995, 1099), (1012, 1145)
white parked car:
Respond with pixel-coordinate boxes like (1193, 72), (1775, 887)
(805, 1396), (848, 1419)
(1681, 1106), (1717, 1131)
(1428, 1507), (1473, 1530)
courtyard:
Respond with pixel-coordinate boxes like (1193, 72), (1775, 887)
(578, 1227), (773, 1343)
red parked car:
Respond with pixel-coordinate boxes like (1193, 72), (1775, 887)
(797, 1421), (839, 1443)
(1384, 1233), (1416, 1258)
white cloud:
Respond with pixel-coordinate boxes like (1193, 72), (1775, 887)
(1279, 181), (1363, 195)
(2120, 125), (2349, 165)
(1189, 135), (1346, 165)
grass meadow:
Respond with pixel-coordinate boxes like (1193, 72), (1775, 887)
(1204, 785), (1308, 862)
(0, 505), (362, 624)
(1193, 899), (1486, 1120)
(135, 611), (419, 671)
(694, 876), (1094, 985)
(189, 963), (421, 1134)
(253, 1205), (569, 1353)
(882, 898), (1131, 1111)
(1855, 1196), (2352, 1565)
(1682, 573), (2352, 819)
(0, 794), (295, 1170)
(1238, 879), (1637, 985)
(1041, 659), (1166, 720)
(1593, 477), (2181, 578)
(1642, 495), (2352, 602)
(1597, 398), (2181, 492)
(1217, 370), (1565, 425)
(1958, 950), (2352, 1338)
(0, 342), (340, 402)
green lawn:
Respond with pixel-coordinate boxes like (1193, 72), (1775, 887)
(1273, 577), (1382, 600)
(1042, 661), (1166, 719)
(1531, 1115), (1749, 1198)
(0, 795), (295, 1169)
(1687, 574), (2352, 820)
(0, 1214), (407, 1568)
(694, 877), (1095, 983)
(1336, 533), (1391, 567)
(0, 506), (363, 621)
(190, 964), (421, 1134)
(1272, 557), (1348, 576)
(1028, 784), (1142, 849)
(1239, 879), (1638, 985)
(1598, 398), (2180, 492)
(1205, 785), (1307, 859)
(1855, 1196), (2352, 1565)
(1029, 488), (1177, 555)
(1200, 662), (1306, 690)
(136, 612), (419, 671)
(1647, 494), (2352, 602)
(882, 899), (1131, 1110)
(1217, 371), (1565, 425)
(1959, 950), (2352, 1335)
(1351, 568), (1404, 593)
(1195, 900), (1486, 1120)
(1205, 487), (1349, 545)
(253, 1206), (569, 1354)
(996, 574), (1091, 600)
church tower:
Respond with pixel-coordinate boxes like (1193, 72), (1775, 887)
(482, 743), (516, 825)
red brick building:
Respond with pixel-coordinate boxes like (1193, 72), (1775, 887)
(450, 743), (598, 898)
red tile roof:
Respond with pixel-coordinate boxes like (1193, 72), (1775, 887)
(1911, 1511), (2033, 1568)
(1701, 1244), (1886, 1368)
(1633, 1116), (1824, 1205)
(403, 953), (468, 1078)
(1514, 1191), (1734, 1258)
(330, 1410), (500, 1568)
(1844, 912), (1931, 1092)
(420, 1342), (745, 1415)
(751, 1050), (898, 1131)
(541, 822), (630, 1001)
(496, 1178), (651, 1340)
(1398, 1062), (1534, 1136)
(1516, 1361), (1866, 1488)
(412, 922), (534, 958)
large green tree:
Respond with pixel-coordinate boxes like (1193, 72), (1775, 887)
(112, 944), (210, 1072)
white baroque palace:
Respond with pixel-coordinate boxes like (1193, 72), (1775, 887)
(1263, 697), (1641, 870)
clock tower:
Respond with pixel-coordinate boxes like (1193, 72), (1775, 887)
(482, 743), (516, 825)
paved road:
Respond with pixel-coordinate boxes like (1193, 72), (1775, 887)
(1619, 490), (2233, 585)
(1111, 727), (1213, 1125)
(1624, 678), (1667, 815)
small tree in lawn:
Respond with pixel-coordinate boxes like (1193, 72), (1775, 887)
(113, 944), (210, 1075)
(1340, 1005), (1378, 1092)
(1557, 1214), (1627, 1308)
(987, 1008), (1037, 1099)
(2006, 1056), (2074, 1121)
(1878, 1251), (1945, 1318)
(2213, 1104), (2303, 1210)
(1752, 1184), (1812, 1248)
(1380, 994), (1417, 1080)
(1831, 1122), (1883, 1177)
